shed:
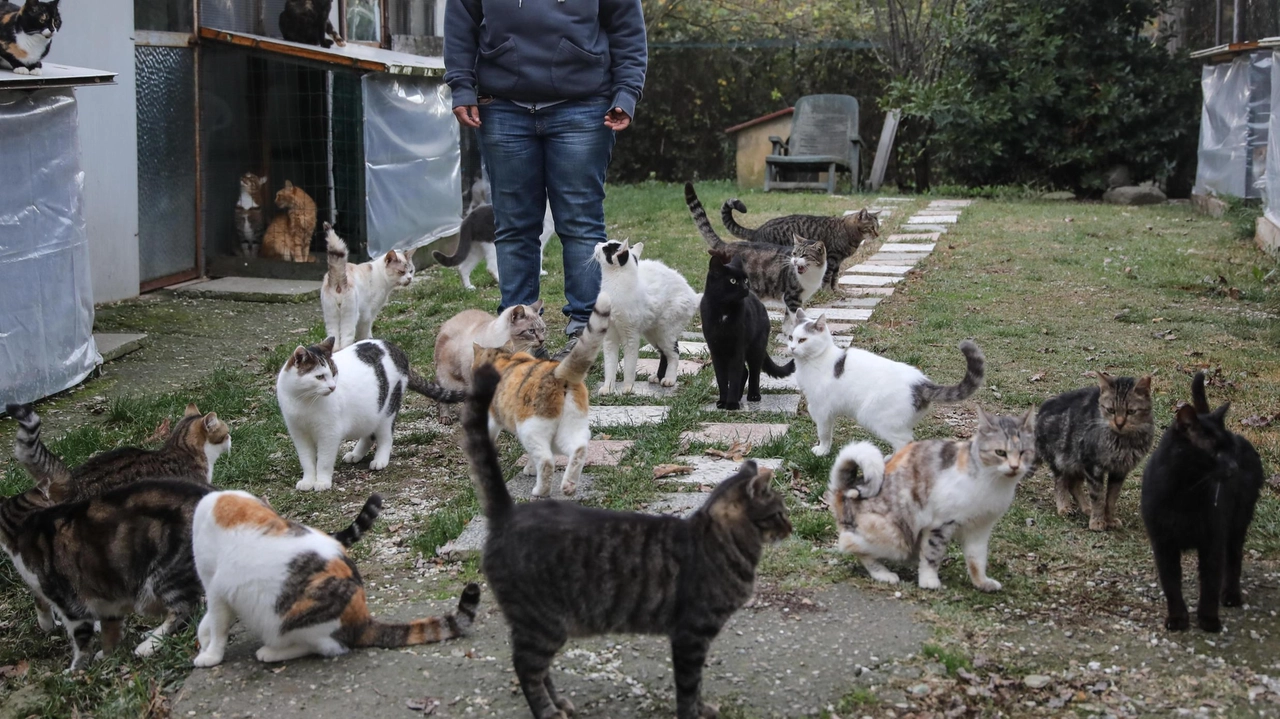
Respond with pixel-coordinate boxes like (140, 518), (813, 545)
(725, 108), (793, 190)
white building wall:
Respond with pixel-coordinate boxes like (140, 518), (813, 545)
(50, 0), (140, 303)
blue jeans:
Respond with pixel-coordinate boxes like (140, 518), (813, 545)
(476, 97), (615, 335)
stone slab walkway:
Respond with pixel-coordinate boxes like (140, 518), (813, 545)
(589, 405), (670, 427)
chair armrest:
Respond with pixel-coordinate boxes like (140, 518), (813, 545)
(769, 135), (788, 155)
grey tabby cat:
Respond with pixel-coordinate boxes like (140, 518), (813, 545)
(462, 363), (792, 719)
(721, 198), (880, 290)
(1035, 373), (1155, 531)
(685, 183), (826, 315)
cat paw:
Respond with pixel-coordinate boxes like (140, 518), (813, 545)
(747, 393), (762, 402)
(560, 479), (577, 496)
(660, 376), (676, 387)
(1222, 590), (1244, 608)
(193, 651), (224, 668)
(811, 444), (831, 456)
(1104, 518), (1123, 530)
(724, 402), (740, 411)
(37, 610), (56, 633)
(342, 451), (363, 464)
(620, 383), (634, 395)
(134, 638), (159, 657)
(868, 569), (900, 584)
(12, 66), (29, 75)
(295, 477), (316, 491)
(530, 480), (551, 498)
(917, 573), (942, 590)
(715, 400), (726, 409)
(554, 696), (576, 715)
(438, 414), (455, 426)
(1087, 518), (1108, 532)
(540, 269), (549, 276)
(1198, 614), (1223, 633)
(598, 383), (614, 396)
(973, 577), (1003, 593)
(28, 67), (40, 76)
(699, 702), (720, 718)
(369, 456), (389, 471)
(312, 478), (333, 491)
(1164, 612), (1190, 631)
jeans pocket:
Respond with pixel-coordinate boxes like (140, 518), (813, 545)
(477, 38), (521, 96)
(551, 38), (607, 97)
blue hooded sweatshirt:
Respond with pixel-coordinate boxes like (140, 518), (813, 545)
(443, 0), (647, 119)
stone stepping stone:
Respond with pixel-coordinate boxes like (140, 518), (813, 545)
(660, 456), (786, 485)
(768, 317), (857, 334)
(875, 197), (911, 203)
(589, 405), (670, 427)
(838, 274), (901, 287)
(518, 440), (633, 469)
(758, 373), (797, 391)
(805, 306), (873, 321)
(437, 475), (599, 559)
(680, 331), (705, 341)
(885, 232), (940, 243)
(867, 253), (925, 265)
(681, 422), (789, 446)
(928, 199), (973, 207)
(848, 263), (912, 275)
(825, 296), (882, 308)
(900, 223), (949, 233)
(879, 242), (936, 253)
(841, 286), (895, 297)
(595, 381), (678, 398)
(643, 492), (707, 518)
(700, 393), (800, 415)
(634, 357), (704, 378)
(907, 214), (957, 224)
(641, 340), (709, 357)
(914, 208), (964, 216)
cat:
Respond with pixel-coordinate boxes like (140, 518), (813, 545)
(700, 251), (795, 411)
(685, 182), (825, 315)
(827, 407), (1036, 591)
(592, 239), (699, 394)
(321, 223), (417, 351)
(722, 199), (880, 290)
(432, 301), (546, 424)
(467, 177), (490, 214)
(276, 337), (464, 491)
(191, 489), (479, 666)
(234, 173), (268, 258)
(259, 180), (317, 263)
(1140, 372), (1264, 633)
(432, 202), (555, 290)
(461, 362), (792, 719)
(0, 0), (60, 76)
(279, 0), (344, 48)
(1035, 373), (1155, 532)
(786, 309), (984, 454)
(471, 293), (611, 498)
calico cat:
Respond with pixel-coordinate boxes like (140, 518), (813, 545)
(462, 363), (791, 719)
(259, 180), (317, 262)
(700, 252), (795, 411)
(686, 183), (825, 315)
(827, 407), (1035, 591)
(1140, 372), (1264, 633)
(433, 301), (546, 424)
(722, 199), (880, 290)
(432, 202), (555, 290)
(321, 223), (417, 350)
(472, 293), (611, 498)
(276, 338), (464, 491)
(234, 173), (268, 258)
(191, 490), (479, 666)
(0, 0), (60, 76)
(279, 0), (344, 47)
(787, 309), (984, 454)
(0, 473), (210, 668)
(593, 239), (699, 394)
(1036, 373), (1155, 531)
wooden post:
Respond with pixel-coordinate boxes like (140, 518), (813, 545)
(868, 109), (900, 192)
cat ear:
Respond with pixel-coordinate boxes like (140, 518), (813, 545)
(1210, 402), (1230, 424)
(813, 314), (827, 332)
(203, 413), (221, 432)
(283, 180), (294, 189)
(1135, 375), (1152, 395)
(631, 242), (644, 259)
(260, 174), (268, 184)
(1174, 403), (1199, 432)
(794, 308), (808, 323)
(184, 403), (201, 417)
(1018, 407), (1036, 431)
(318, 337), (336, 355)
(975, 406), (996, 431)
(287, 345), (308, 368)
(403, 247), (417, 263)
(530, 299), (544, 313)
(1096, 372), (1114, 391)
(510, 305), (526, 321)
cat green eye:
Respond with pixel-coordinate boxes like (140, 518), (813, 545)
(994, 449), (1007, 457)
(729, 279), (737, 285)
(315, 373), (326, 380)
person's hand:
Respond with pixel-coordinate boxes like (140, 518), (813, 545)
(604, 107), (631, 131)
(454, 105), (482, 128)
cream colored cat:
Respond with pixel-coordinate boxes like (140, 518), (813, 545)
(433, 302), (546, 424)
(321, 223), (416, 350)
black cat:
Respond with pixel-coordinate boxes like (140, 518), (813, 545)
(700, 250), (795, 410)
(279, 0), (344, 48)
(0, 0), (61, 76)
(1140, 372), (1264, 633)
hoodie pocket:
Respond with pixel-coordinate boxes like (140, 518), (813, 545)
(551, 38), (606, 97)
(477, 38), (520, 96)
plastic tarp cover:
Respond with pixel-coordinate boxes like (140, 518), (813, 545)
(1194, 51), (1272, 199)
(0, 89), (99, 407)
(362, 74), (461, 255)
(1267, 50), (1280, 225)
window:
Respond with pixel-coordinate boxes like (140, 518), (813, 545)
(135, 0), (194, 33)
(346, 0), (384, 44)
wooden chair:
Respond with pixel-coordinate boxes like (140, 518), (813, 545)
(765, 94), (861, 194)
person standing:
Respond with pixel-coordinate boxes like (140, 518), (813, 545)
(444, 0), (647, 358)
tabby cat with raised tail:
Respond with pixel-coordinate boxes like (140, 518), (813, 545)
(321, 222), (416, 350)
(433, 301), (546, 423)
(259, 180), (317, 262)
(0, 0), (60, 75)
(472, 293), (611, 498)
(686, 182), (825, 315)
(1035, 373), (1154, 531)
(234, 173), (268, 257)
(828, 407), (1035, 591)
(279, 0), (344, 47)
(191, 490), (478, 666)
(721, 198), (879, 290)
(463, 363), (791, 719)
(1140, 372), (1263, 633)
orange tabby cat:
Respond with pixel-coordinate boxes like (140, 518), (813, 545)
(260, 180), (317, 262)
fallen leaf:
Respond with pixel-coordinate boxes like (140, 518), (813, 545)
(1241, 413), (1279, 428)
(1029, 372), (1045, 383)
(1228, 287), (1242, 299)
(653, 464), (695, 479)
(1164, 334), (1177, 341)
(1268, 474), (1280, 490)
(1184, 350), (1204, 357)
(0, 661), (29, 679)
(406, 697), (441, 713)
(704, 440), (753, 462)
(1151, 317), (1164, 323)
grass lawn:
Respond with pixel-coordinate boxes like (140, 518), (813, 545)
(1, 180), (1278, 716)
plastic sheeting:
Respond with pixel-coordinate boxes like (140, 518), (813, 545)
(362, 74), (461, 255)
(0, 89), (99, 407)
(1194, 50), (1272, 199)
(1267, 50), (1280, 226)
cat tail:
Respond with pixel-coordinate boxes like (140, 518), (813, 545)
(829, 441), (886, 501)
(431, 223), (471, 267)
(324, 225), (348, 293)
(350, 583), (481, 648)
(1191, 371), (1210, 413)
(762, 355), (796, 378)
(913, 340), (985, 405)
(408, 373), (466, 404)
(5, 404), (71, 488)
(720, 198), (754, 240)
(331, 493), (382, 548)
(553, 293), (612, 384)
(684, 182), (727, 250)
(465, 364), (514, 523)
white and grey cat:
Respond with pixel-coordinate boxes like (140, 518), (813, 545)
(276, 338), (462, 491)
(432, 202), (555, 290)
(432, 301), (547, 423)
(234, 173), (268, 258)
(592, 239), (699, 394)
(787, 309), (985, 454)
(826, 407), (1036, 591)
(321, 223), (416, 351)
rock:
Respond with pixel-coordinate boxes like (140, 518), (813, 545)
(909, 683), (932, 697)
(1103, 184), (1167, 206)
(1106, 165), (1133, 188)
(1024, 674), (1053, 689)
(1041, 191), (1076, 201)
